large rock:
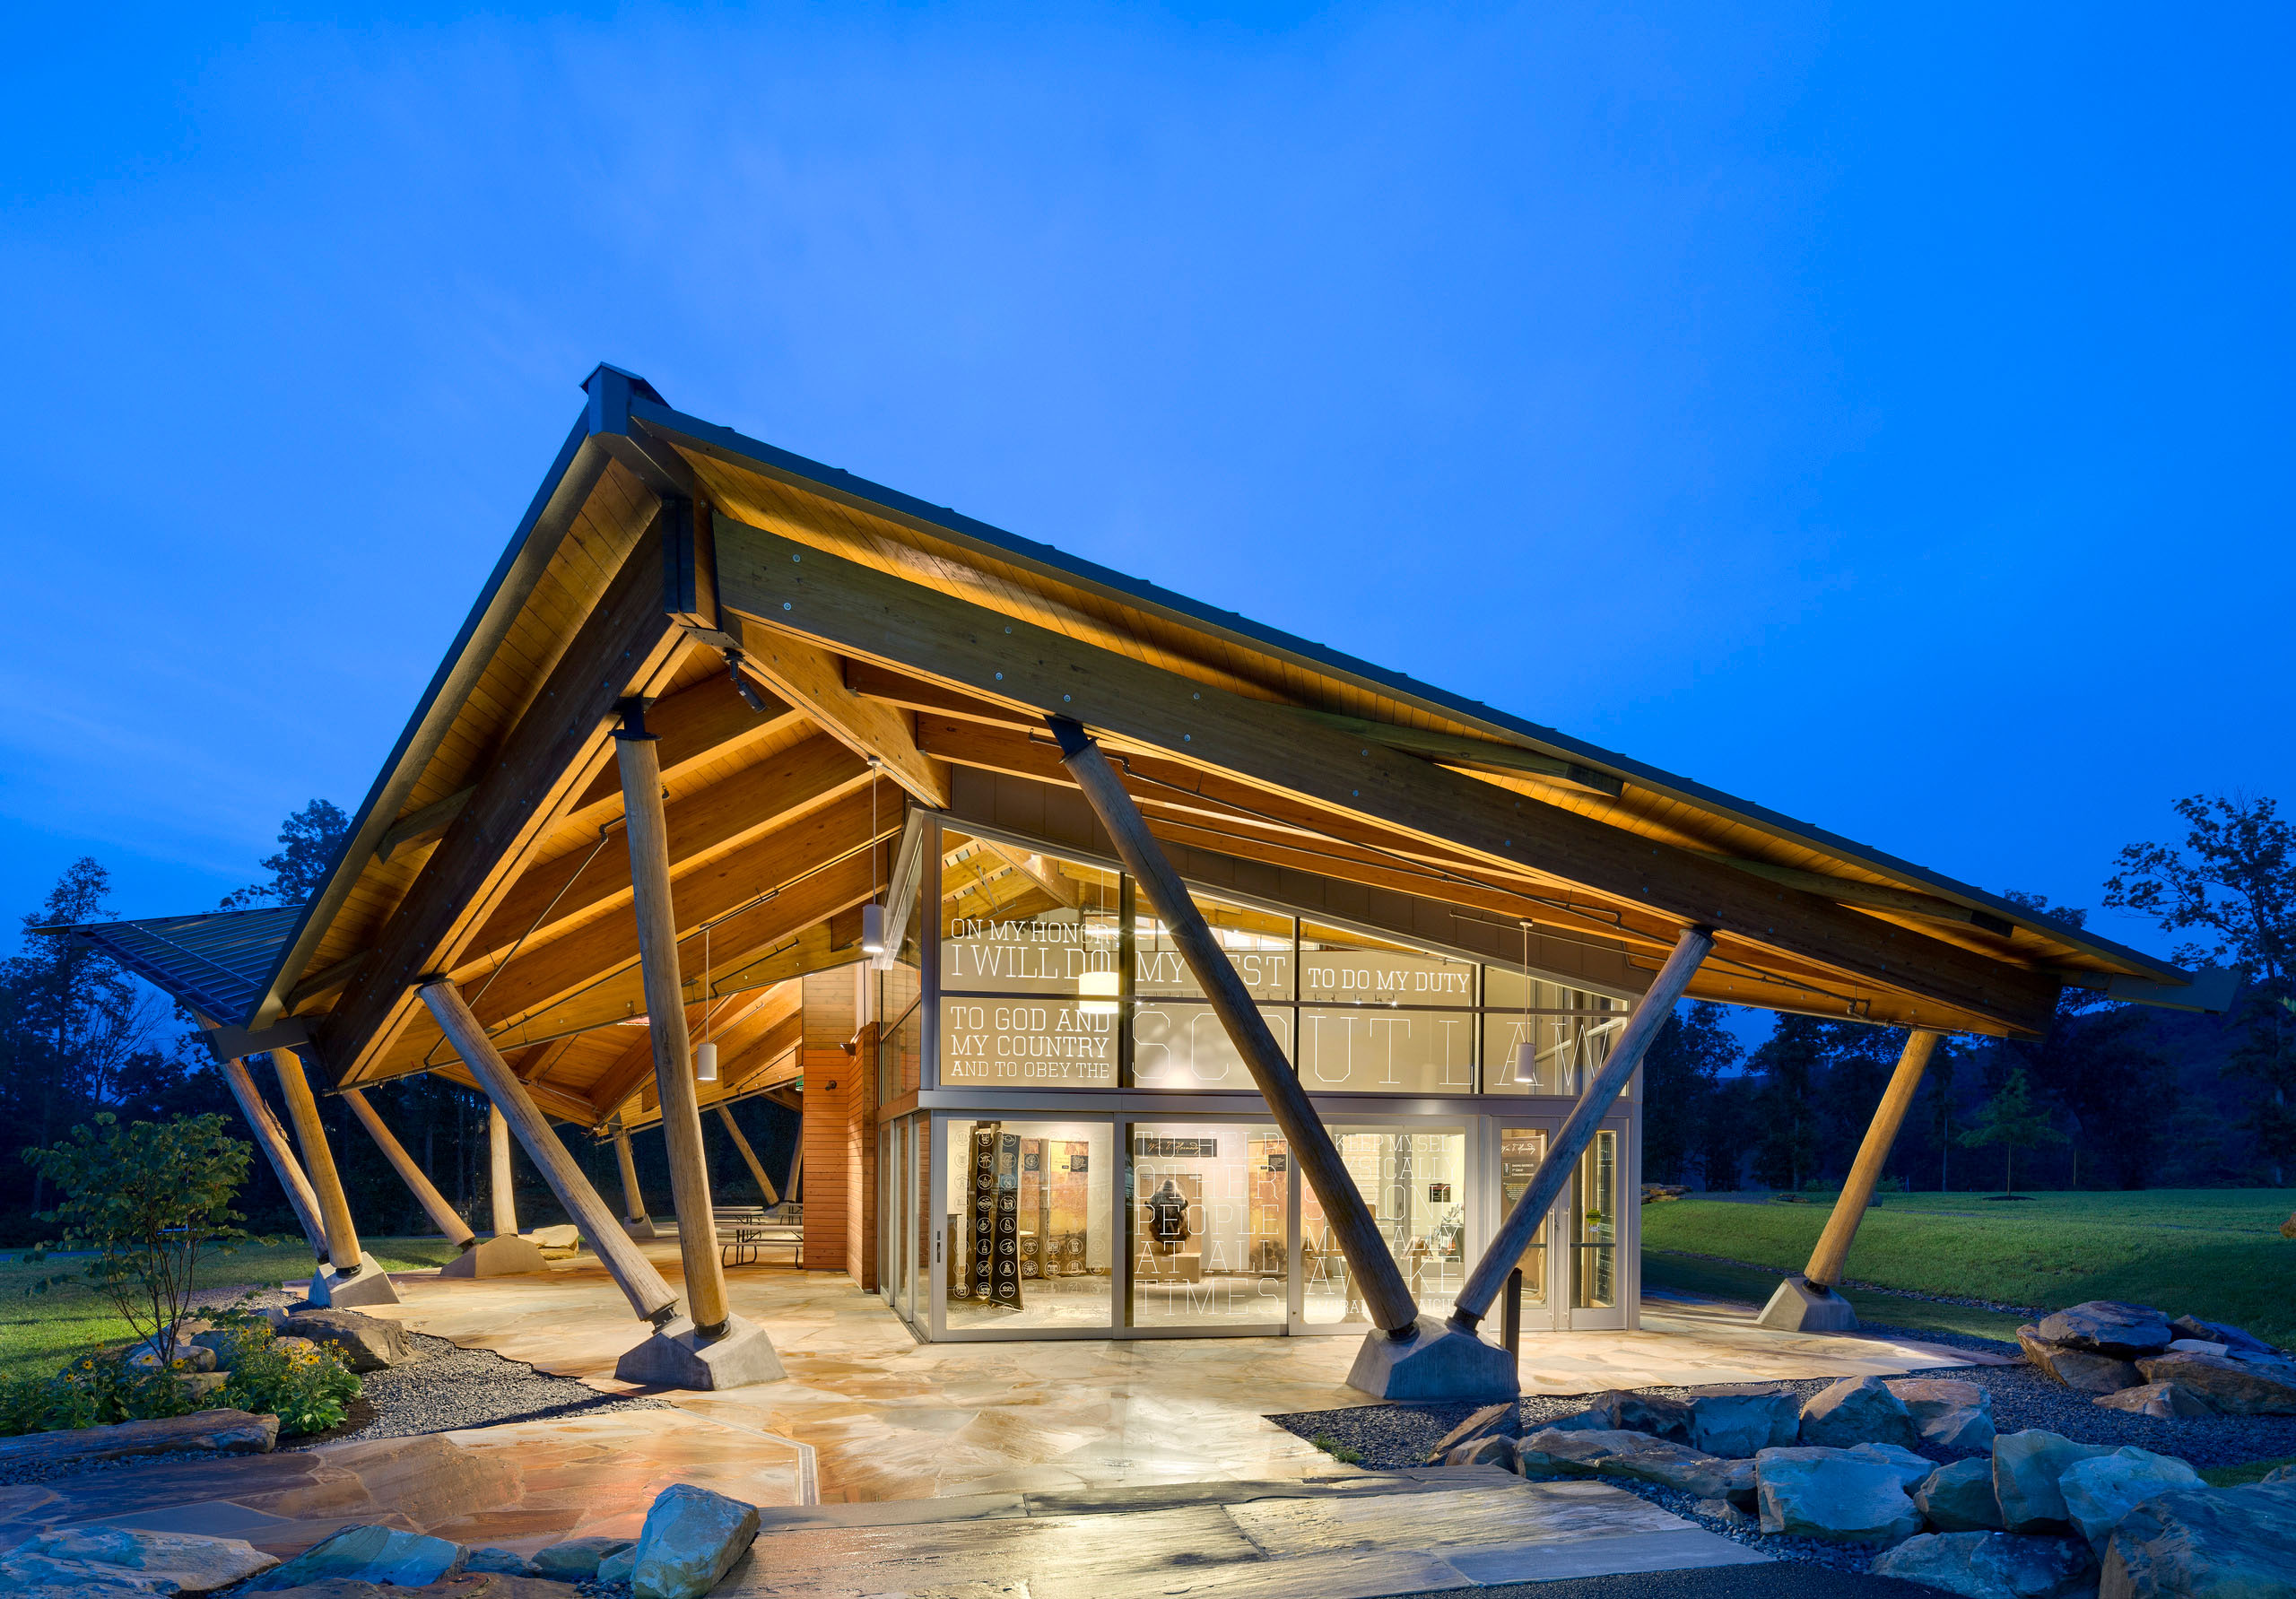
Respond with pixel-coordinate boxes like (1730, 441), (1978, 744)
(1994, 1430), (2117, 1534)
(1425, 1401), (1519, 1463)
(128, 1341), (218, 1374)
(2100, 1482), (2296, 1599)
(2136, 1351), (2296, 1416)
(1874, 1531), (2099, 1599)
(1799, 1376), (1918, 1449)
(246, 1526), (465, 1590)
(1594, 1438), (1757, 1508)
(2037, 1301), (2175, 1360)
(2169, 1315), (2281, 1358)
(2021, 1326), (2144, 1395)
(532, 1536), (633, 1580)
(0, 1410), (278, 1473)
(1919, 1457), (2006, 1532)
(277, 1309), (411, 1373)
(2093, 1382), (2218, 1420)
(8, 1525), (279, 1595)
(1689, 1385), (1802, 1457)
(598, 1546), (639, 1586)
(465, 1546), (538, 1575)
(1444, 1435), (1518, 1470)
(1581, 1389), (1696, 1444)
(1754, 1447), (1923, 1543)
(1515, 1427), (1648, 1476)
(630, 1483), (760, 1599)
(2058, 1447), (2205, 1553)
(1848, 1442), (1937, 1493)
(1890, 1378), (1998, 1452)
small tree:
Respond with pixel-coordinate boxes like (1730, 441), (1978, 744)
(1958, 1066), (2067, 1195)
(25, 1114), (254, 1366)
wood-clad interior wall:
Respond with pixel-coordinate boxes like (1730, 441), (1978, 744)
(848, 1011), (881, 1293)
(800, 967), (859, 1275)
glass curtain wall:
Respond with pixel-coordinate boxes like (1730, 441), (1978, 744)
(943, 1117), (1114, 1330)
(1300, 1125), (1467, 1326)
(1126, 1121), (1289, 1328)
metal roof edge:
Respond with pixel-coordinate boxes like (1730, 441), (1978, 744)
(632, 396), (2187, 986)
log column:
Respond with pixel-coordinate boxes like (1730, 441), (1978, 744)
(489, 1108), (519, 1238)
(1804, 1030), (1940, 1288)
(717, 1106), (781, 1205)
(421, 981), (680, 1320)
(1048, 717), (1419, 1336)
(615, 708), (733, 1336)
(344, 1088), (477, 1249)
(613, 1120), (649, 1223)
(271, 1045), (362, 1273)
(220, 1056), (327, 1258)
(1449, 926), (1714, 1333)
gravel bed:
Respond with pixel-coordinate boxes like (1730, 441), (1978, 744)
(320, 1331), (672, 1445)
(1269, 1324), (2296, 1573)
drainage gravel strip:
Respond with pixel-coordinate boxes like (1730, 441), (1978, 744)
(1269, 1321), (2296, 1573)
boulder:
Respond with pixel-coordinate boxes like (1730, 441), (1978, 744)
(1689, 1386), (1802, 1457)
(2036, 1301), (2175, 1360)
(597, 1546), (639, 1586)
(532, 1536), (634, 1580)
(1994, 1430), (2117, 1534)
(1926, 1407), (1999, 1453)
(129, 1342), (219, 1373)
(0, 1544), (177, 1594)
(2058, 1447), (2205, 1553)
(1848, 1442), (1938, 1493)
(1579, 1389), (1696, 1444)
(1874, 1531), (2098, 1599)
(1754, 1447), (1923, 1544)
(0, 1410), (278, 1473)
(2100, 1482), (2296, 1599)
(1918, 1457), (2006, 1532)
(2020, 1326), (2143, 1395)
(1694, 1497), (1758, 1529)
(629, 1483), (759, 1599)
(1798, 1376), (1918, 1449)
(277, 1310), (411, 1373)
(1444, 1435), (1517, 1470)
(1426, 1401), (1520, 1463)
(2135, 1351), (2296, 1416)
(525, 1224), (581, 1248)
(1594, 1438), (1757, 1509)
(177, 1371), (229, 1402)
(1541, 1408), (1617, 1434)
(1889, 1378), (1998, 1452)
(1515, 1428), (1649, 1476)
(246, 1526), (465, 1590)
(10, 1525), (280, 1595)
(2169, 1315), (2281, 1358)
(2269, 1465), (2295, 1486)
(2093, 1382), (2217, 1420)
(2168, 1340), (2230, 1357)
(465, 1547), (538, 1575)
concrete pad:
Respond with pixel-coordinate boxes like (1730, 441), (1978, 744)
(310, 1254), (404, 1308)
(614, 1313), (786, 1390)
(1346, 1316), (1518, 1401)
(441, 1235), (551, 1279)
(623, 1218), (664, 1238)
(1757, 1275), (1859, 1333)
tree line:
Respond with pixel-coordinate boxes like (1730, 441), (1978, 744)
(0, 802), (796, 1247)
(1644, 795), (2295, 1193)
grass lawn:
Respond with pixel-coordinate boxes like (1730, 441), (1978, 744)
(2201, 1456), (2296, 1487)
(0, 1238), (459, 1379)
(1640, 1249), (2029, 1343)
(1641, 1190), (2296, 1348)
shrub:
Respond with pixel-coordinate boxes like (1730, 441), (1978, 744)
(207, 1306), (361, 1435)
(22, 1113), (256, 1368)
(0, 1350), (203, 1438)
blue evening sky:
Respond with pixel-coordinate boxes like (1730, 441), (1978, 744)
(0, 4), (2288, 969)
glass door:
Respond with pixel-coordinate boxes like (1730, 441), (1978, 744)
(1125, 1119), (1288, 1332)
(1567, 1123), (1627, 1330)
(1495, 1124), (1555, 1331)
(889, 1120), (909, 1318)
(1296, 1123), (1467, 1332)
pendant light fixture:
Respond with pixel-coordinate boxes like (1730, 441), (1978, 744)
(1511, 918), (1540, 1085)
(695, 920), (719, 1082)
(860, 760), (893, 968)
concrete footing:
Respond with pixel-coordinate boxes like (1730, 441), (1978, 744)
(441, 1234), (550, 1279)
(1346, 1315), (1519, 1402)
(622, 1217), (663, 1239)
(1757, 1274), (1860, 1333)
(613, 1312), (785, 1389)
(309, 1253), (404, 1308)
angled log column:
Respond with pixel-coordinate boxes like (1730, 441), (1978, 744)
(342, 1088), (475, 1250)
(1046, 717), (1490, 1398)
(1449, 926), (1714, 1352)
(219, 1056), (327, 1261)
(613, 1119), (660, 1238)
(786, 1139), (804, 1203)
(446, 1106), (549, 1278)
(272, 1046), (400, 1308)
(1761, 1029), (1941, 1332)
(717, 1106), (781, 1206)
(421, 981), (680, 1322)
(609, 707), (784, 1388)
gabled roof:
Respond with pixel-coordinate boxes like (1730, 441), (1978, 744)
(57, 364), (2214, 1119)
(37, 906), (303, 1024)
